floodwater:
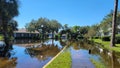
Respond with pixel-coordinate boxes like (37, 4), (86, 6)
(1, 39), (120, 68)
(0, 39), (65, 68)
(69, 40), (120, 68)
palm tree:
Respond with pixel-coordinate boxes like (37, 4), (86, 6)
(111, 0), (119, 47)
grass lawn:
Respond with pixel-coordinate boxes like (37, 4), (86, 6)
(92, 39), (120, 52)
(45, 48), (71, 68)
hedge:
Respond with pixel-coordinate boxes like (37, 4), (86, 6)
(101, 36), (110, 41)
(92, 36), (100, 39)
(101, 34), (120, 44)
(115, 34), (120, 44)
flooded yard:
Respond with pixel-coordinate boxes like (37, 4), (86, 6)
(1, 39), (120, 68)
(70, 40), (120, 68)
(0, 39), (65, 68)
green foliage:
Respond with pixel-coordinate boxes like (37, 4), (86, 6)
(0, 0), (19, 43)
(46, 50), (71, 68)
(8, 19), (18, 38)
(87, 28), (96, 37)
(0, 0), (19, 18)
(26, 17), (62, 33)
(101, 36), (110, 41)
(8, 19), (18, 31)
(71, 25), (80, 33)
(115, 34), (120, 44)
(77, 35), (84, 39)
(25, 17), (62, 39)
(100, 11), (120, 35)
(0, 34), (4, 40)
(25, 20), (37, 32)
(79, 26), (90, 36)
(63, 24), (69, 30)
(92, 36), (100, 39)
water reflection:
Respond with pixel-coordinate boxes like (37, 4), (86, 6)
(13, 39), (41, 44)
(2, 39), (120, 68)
(70, 40), (120, 68)
(0, 39), (64, 68)
(25, 43), (61, 61)
(0, 41), (17, 68)
(0, 57), (17, 68)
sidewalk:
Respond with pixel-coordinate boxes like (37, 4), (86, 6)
(70, 47), (95, 68)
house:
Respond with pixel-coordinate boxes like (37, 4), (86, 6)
(14, 28), (39, 39)
(99, 25), (120, 36)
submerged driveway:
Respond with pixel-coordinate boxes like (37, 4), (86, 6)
(70, 47), (95, 68)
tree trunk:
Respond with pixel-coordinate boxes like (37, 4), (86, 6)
(111, 0), (118, 47)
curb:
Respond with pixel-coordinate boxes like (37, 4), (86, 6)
(43, 45), (67, 68)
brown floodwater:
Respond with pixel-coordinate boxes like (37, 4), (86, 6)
(0, 39), (64, 68)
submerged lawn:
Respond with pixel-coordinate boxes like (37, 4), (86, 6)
(45, 49), (71, 68)
(92, 39), (120, 52)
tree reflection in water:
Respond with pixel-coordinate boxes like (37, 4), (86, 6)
(25, 41), (62, 61)
(0, 39), (66, 68)
(0, 41), (17, 68)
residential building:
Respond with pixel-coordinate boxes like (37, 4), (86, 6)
(14, 28), (39, 39)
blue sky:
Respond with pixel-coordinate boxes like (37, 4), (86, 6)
(14, 0), (120, 28)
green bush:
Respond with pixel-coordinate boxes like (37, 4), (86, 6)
(78, 36), (84, 39)
(92, 36), (100, 39)
(0, 34), (4, 40)
(115, 34), (120, 44)
(101, 36), (110, 41)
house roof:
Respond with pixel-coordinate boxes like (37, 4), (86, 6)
(14, 28), (39, 33)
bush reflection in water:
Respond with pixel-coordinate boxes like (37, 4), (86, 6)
(25, 43), (62, 61)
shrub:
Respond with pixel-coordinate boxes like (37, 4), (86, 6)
(115, 34), (120, 44)
(78, 36), (84, 39)
(0, 34), (4, 40)
(92, 36), (100, 39)
(101, 36), (110, 41)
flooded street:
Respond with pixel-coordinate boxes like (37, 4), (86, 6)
(70, 40), (120, 68)
(0, 39), (64, 68)
(71, 47), (95, 68)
